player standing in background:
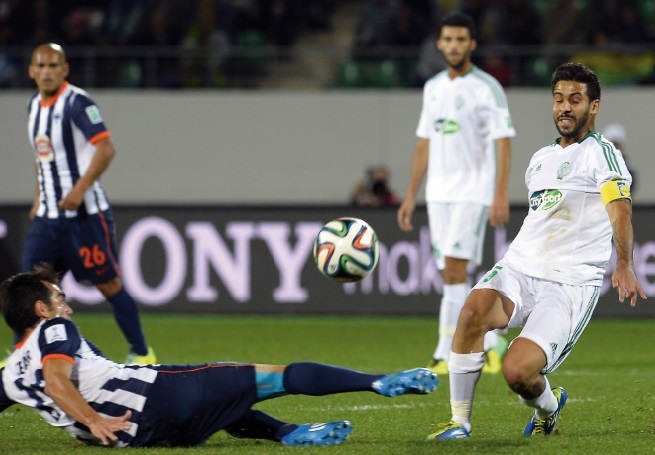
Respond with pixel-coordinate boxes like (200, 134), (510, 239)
(427, 62), (645, 440)
(397, 12), (514, 375)
(0, 265), (438, 448)
(0, 43), (155, 367)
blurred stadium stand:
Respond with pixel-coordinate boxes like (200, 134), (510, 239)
(1, 0), (655, 90)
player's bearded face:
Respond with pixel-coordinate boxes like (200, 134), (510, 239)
(552, 81), (597, 140)
(555, 109), (590, 139)
(438, 26), (476, 71)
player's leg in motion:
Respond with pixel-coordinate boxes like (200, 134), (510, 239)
(254, 363), (437, 399)
(505, 338), (565, 436)
(250, 363), (437, 446)
(427, 288), (507, 440)
(96, 278), (153, 363)
(225, 409), (353, 447)
(429, 257), (469, 375)
(74, 211), (155, 364)
(430, 256), (510, 374)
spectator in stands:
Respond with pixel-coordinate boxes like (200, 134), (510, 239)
(132, 6), (184, 87)
(158, 0), (200, 46)
(587, 0), (623, 45)
(232, 0), (267, 36)
(617, 4), (654, 43)
(60, 9), (99, 87)
(182, 0), (232, 87)
(394, 0), (429, 47)
(98, 0), (148, 45)
(540, 0), (584, 80)
(0, 16), (21, 88)
(12, 0), (65, 45)
(61, 9), (98, 47)
(501, 0), (542, 84)
(265, 0), (302, 48)
(455, 0), (487, 43)
(476, 9), (512, 86)
(352, 0), (398, 60)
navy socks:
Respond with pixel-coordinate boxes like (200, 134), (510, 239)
(283, 362), (385, 396)
(107, 287), (148, 355)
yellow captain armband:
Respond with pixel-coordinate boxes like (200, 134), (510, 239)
(600, 180), (631, 205)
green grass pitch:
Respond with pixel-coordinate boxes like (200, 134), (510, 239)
(0, 314), (653, 454)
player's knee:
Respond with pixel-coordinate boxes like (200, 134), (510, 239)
(503, 360), (532, 394)
(95, 277), (123, 298)
(457, 303), (489, 334)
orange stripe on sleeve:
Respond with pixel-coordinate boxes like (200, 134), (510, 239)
(89, 131), (111, 144)
(42, 353), (75, 366)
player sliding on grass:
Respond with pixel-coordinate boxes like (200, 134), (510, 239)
(0, 265), (438, 448)
(427, 62), (645, 441)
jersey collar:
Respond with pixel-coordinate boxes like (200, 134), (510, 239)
(554, 129), (597, 146)
(40, 81), (69, 108)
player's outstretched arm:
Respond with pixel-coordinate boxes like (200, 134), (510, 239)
(43, 357), (132, 445)
(606, 198), (647, 306)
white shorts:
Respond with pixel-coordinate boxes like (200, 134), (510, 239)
(427, 202), (489, 270)
(473, 261), (600, 373)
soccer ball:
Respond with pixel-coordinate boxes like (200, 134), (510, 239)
(313, 217), (379, 282)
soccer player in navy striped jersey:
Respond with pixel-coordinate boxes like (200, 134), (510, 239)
(12, 43), (155, 365)
(0, 266), (438, 448)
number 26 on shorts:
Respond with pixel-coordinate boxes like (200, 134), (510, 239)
(79, 244), (107, 268)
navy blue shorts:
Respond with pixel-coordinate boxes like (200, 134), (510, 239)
(131, 363), (258, 447)
(22, 210), (121, 284)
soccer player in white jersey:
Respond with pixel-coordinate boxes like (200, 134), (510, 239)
(426, 62), (646, 441)
(0, 266), (438, 448)
(397, 12), (514, 375)
(0, 43), (156, 367)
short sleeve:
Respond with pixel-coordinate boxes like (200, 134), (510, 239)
(594, 142), (632, 189)
(38, 318), (81, 365)
(415, 82), (432, 139)
(478, 81), (515, 140)
(69, 94), (109, 143)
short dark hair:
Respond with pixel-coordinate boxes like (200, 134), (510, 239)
(551, 62), (601, 101)
(438, 12), (477, 40)
(0, 264), (60, 337)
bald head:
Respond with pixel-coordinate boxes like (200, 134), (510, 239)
(29, 43), (69, 100)
(32, 43), (67, 64)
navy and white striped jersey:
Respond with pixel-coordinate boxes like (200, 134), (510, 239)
(1, 318), (157, 447)
(27, 82), (111, 219)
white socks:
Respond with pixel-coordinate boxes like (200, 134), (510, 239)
(433, 283), (469, 361)
(519, 376), (558, 419)
(448, 351), (484, 431)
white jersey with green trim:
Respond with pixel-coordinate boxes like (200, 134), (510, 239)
(416, 66), (515, 205)
(503, 131), (632, 286)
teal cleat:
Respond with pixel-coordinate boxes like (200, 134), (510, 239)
(523, 387), (568, 436)
(426, 421), (471, 440)
(372, 367), (438, 397)
(281, 420), (352, 446)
